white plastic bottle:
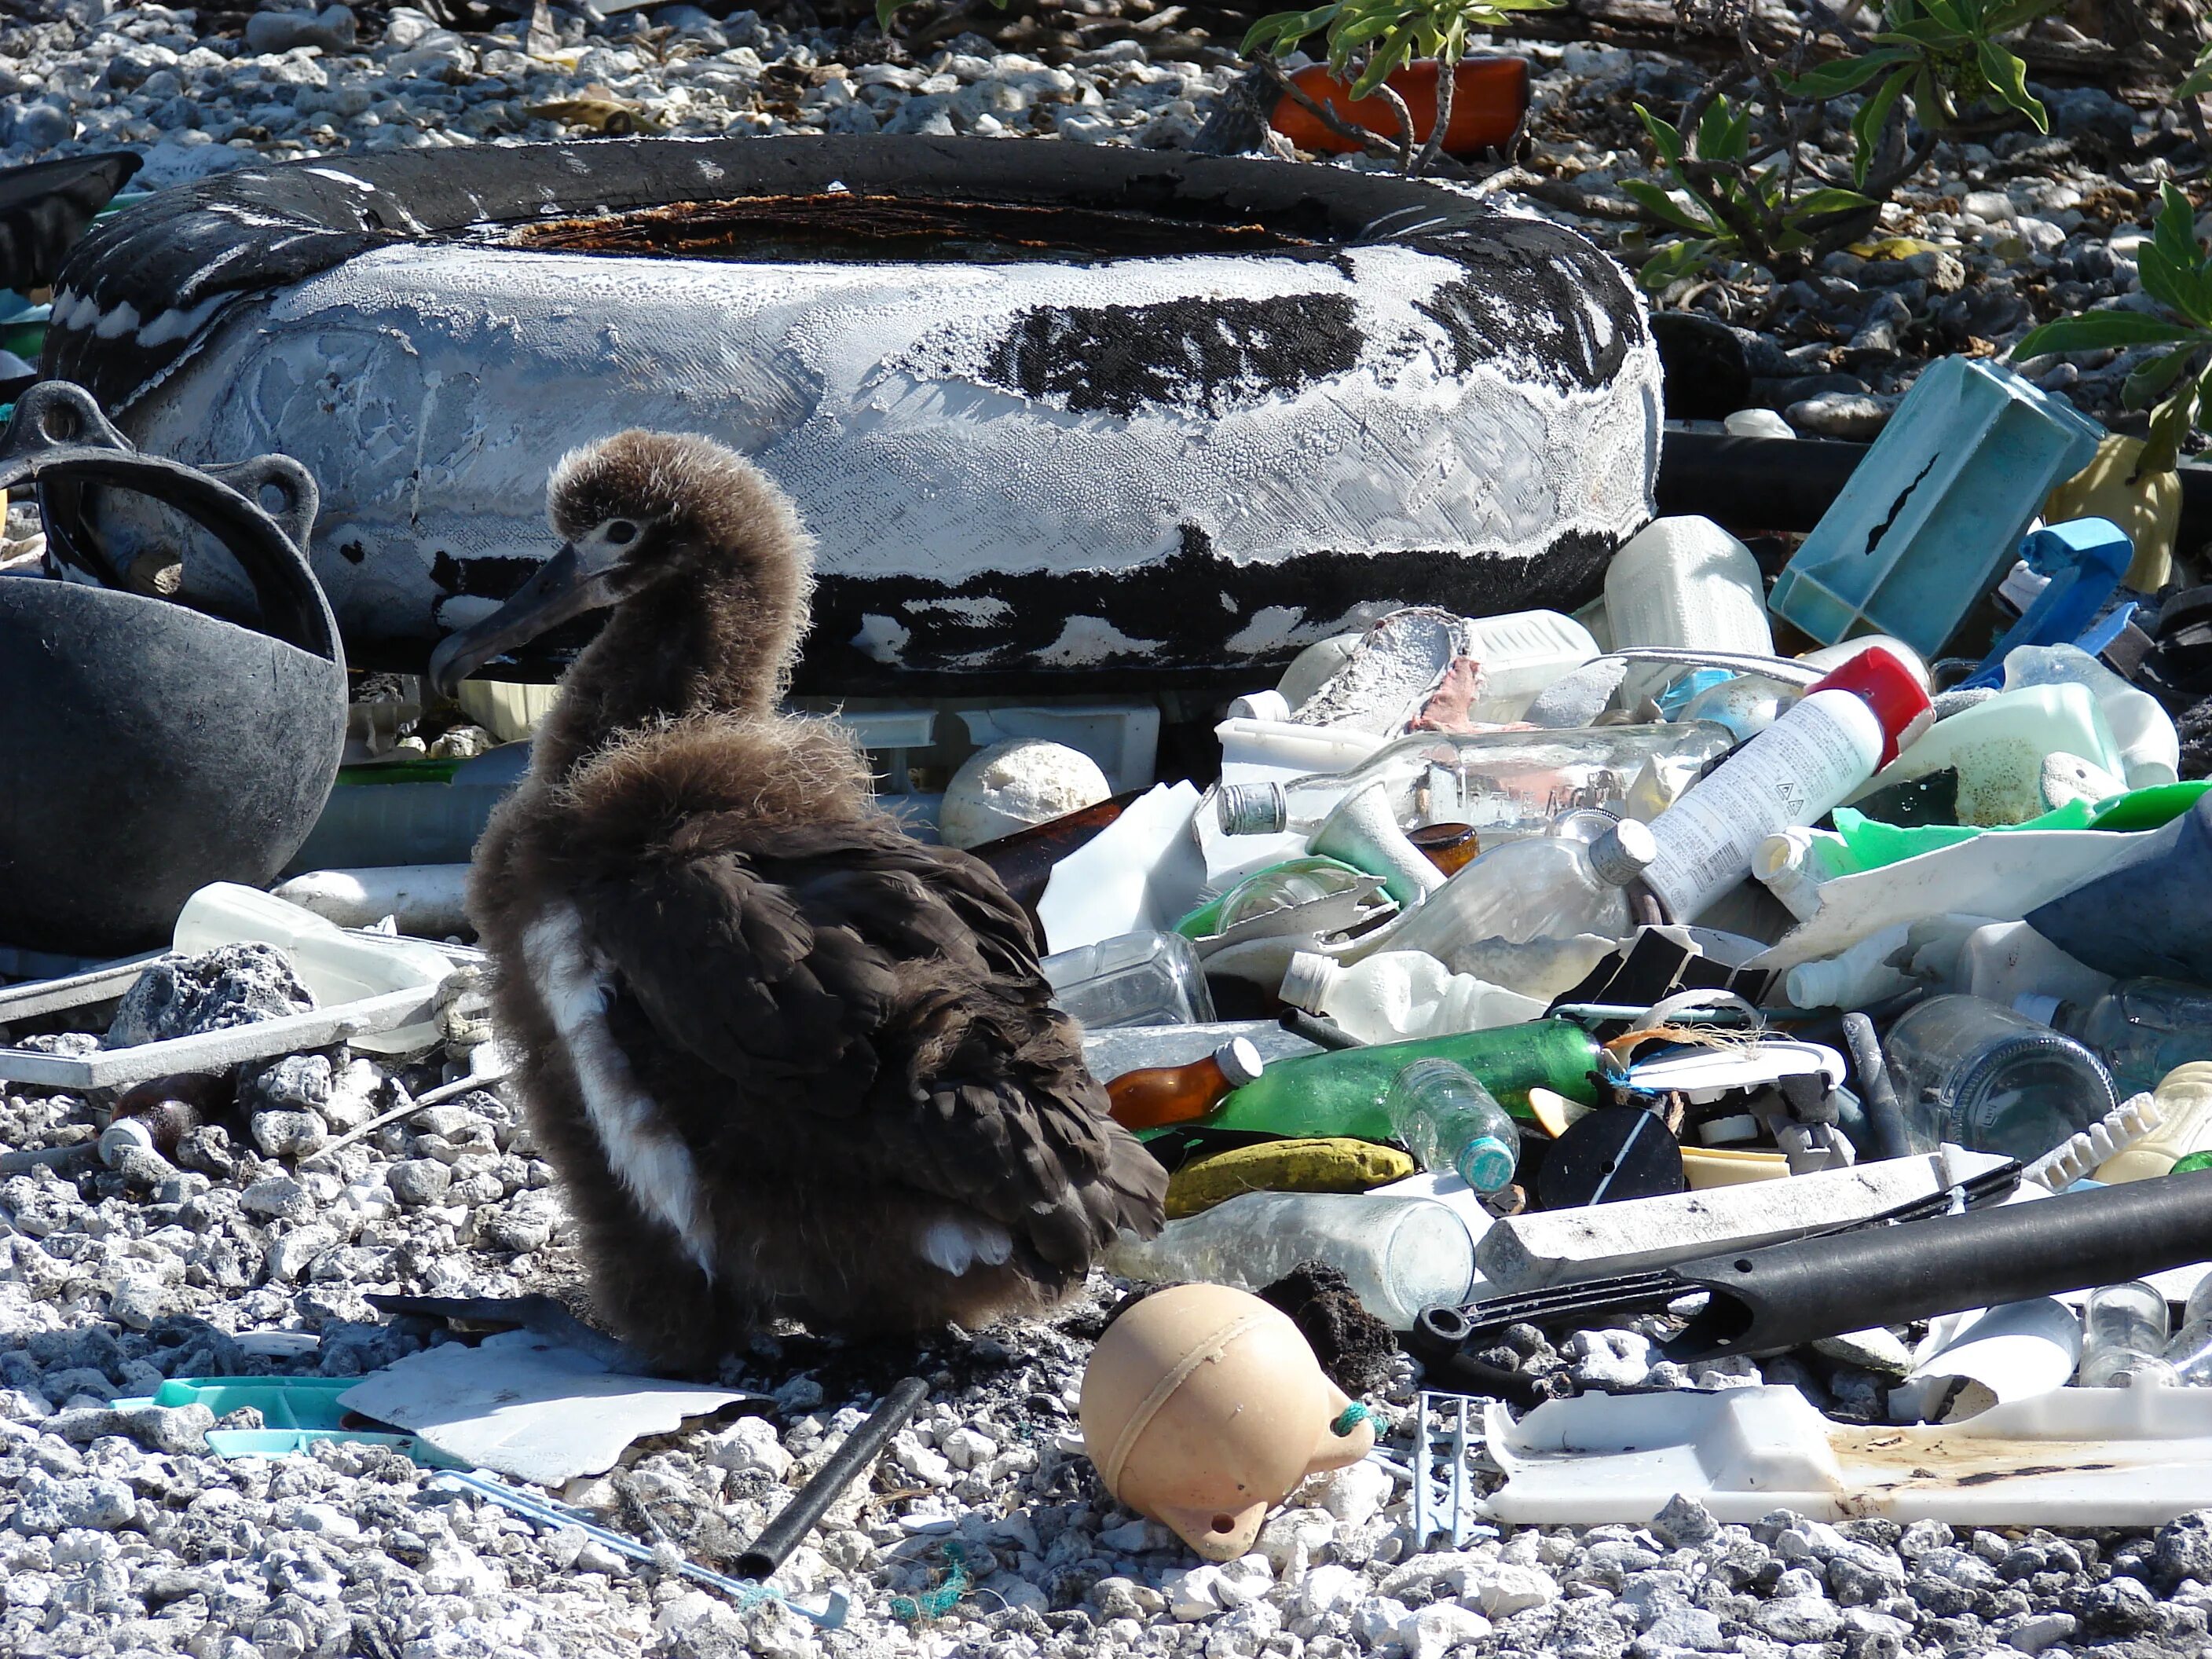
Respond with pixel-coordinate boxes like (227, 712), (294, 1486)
(1279, 950), (1548, 1044)
(1784, 923), (1916, 1009)
(1643, 646), (1932, 923)
(1844, 682), (2125, 826)
(2002, 643), (2181, 790)
(1603, 517), (1775, 701)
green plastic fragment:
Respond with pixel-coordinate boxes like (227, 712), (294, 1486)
(1829, 779), (2212, 873)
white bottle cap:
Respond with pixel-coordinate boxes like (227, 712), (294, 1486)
(2014, 993), (2063, 1027)
(1277, 951), (1340, 1014)
(1216, 782), (1289, 836)
(1588, 817), (1658, 885)
(98, 1117), (154, 1168)
(1214, 1037), (1265, 1089)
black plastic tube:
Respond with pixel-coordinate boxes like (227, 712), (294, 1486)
(1663, 1166), (2212, 1361)
(736, 1375), (929, 1580)
(1839, 1011), (1914, 1163)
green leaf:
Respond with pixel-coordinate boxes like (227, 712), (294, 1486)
(2010, 312), (2211, 357)
(1346, 20), (1416, 95)
(1635, 102), (1686, 168)
(1850, 66), (1911, 186)
(2152, 181), (2201, 274)
(1621, 178), (1719, 232)
(1793, 186), (1877, 214)
(1639, 238), (1720, 291)
(1972, 40), (2045, 130)
(1696, 95), (1749, 162)
(1782, 48), (1913, 100)
(2122, 342), (2206, 411)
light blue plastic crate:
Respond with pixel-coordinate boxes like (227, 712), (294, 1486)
(113, 1375), (466, 1466)
(1767, 357), (2104, 658)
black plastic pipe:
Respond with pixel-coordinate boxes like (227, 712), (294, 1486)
(1657, 427), (2212, 545)
(1839, 1012), (1914, 1163)
(735, 1375), (929, 1580)
(1662, 1166), (2212, 1361)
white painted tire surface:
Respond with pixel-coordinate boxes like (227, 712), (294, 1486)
(49, 137), (1659, 693)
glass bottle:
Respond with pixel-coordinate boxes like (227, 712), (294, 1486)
(1214, 723), (1733, 840)
(966, 790), (1143, 928)
(1040, 929), (1214, 1030)
(2027, 980), (2212, 1101)
(1108, 1038), (1265, 1131)
(1884, 994), (2119, 1163)
(2079, 1280), (2174, 1387)
(1167, 1018), (1605, 1143)
(98, 1071), (229, 1167)
(1383, 1057), (1522, 1192)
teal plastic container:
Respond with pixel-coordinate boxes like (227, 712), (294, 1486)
(1767, 358), (2104, 658)
(112, 1376), (467, 1466)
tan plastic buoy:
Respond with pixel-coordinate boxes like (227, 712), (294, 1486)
(1079, 1283), (1375, 1561)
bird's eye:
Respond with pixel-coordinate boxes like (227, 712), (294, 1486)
(605, 520), (639, 546)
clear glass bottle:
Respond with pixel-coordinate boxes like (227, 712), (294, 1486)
(1383, 1057), (1522, 1192)
(1380, 814), (1657, 965)
(1214, 723), (1732, 840)
(1108, 1038), (1265, 1130)
(2165, 1276), (2212, 1386)
(1884, 994), (2119, 1163)
(1040, 929), (1215, 1030)
(2026, 979), (2212, 1101)
(2079, 1280), (2174, 1387)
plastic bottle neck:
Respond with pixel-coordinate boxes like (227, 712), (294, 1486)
(1279, 950), (1344, 1013)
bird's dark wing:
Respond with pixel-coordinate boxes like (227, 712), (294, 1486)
(571, 816), (1160, 1257)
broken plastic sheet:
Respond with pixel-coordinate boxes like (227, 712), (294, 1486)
(1895, 1298), (2082, 1423)
(337, 1330), (765, 1485)
(1037, 782), (1205, 955)
(1486, 1382), (2212, 1526)
(2029, 789), (2212, 981)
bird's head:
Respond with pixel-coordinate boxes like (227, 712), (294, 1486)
(428, 430), (811, 700)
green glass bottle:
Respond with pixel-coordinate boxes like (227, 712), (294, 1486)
(1144, 1019), (1604, 1144)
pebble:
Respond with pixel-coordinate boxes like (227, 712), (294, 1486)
(1788, 393), (1899, 440)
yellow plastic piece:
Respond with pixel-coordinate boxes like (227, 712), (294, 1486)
(456, 679), (562, 742)
(1527, 1086), (1590, 1139)
(1164, 1137), (1415, 1219)
(2045, 434), (2183, 594)
(1848, 237), (1947, 259)
(1682, 1145), (1791, 1188)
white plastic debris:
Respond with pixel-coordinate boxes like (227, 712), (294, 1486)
(1895, 1299), (2083, 1421)
(939, 738), (1111, 850)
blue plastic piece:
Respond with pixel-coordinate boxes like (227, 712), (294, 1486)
(2029, 791), (2212, 982)
(2074, 600), (2139, 662)
(1958, 516), (2133, 690)
(110, 1376), (467, 1466)
(1767, 358), (2105, 658)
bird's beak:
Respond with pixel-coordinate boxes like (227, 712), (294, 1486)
(427, 542), (615, 699)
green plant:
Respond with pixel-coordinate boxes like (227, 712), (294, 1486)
(1239, 0), (1561, 174)
(1625, 0), (2060, 291)
(2010, 181), (2212, 472)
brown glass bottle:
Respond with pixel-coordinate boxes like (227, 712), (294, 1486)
(1408, 822), (1480, 876)
(1108, 1038), (1265, 1131)
(98, 1071), (229, 1166)
(965, 789), (1144, 934)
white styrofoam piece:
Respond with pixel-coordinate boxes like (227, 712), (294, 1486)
(1474, 1148), (2015, 1291)
(1485, 1382), (2212, 1525)
(1035, 782), (1205, 955)
(956, 704), (1160, 795)
(337, 1330), (760, 1485)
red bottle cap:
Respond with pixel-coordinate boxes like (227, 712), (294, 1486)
(1806, 645), (1934, 768)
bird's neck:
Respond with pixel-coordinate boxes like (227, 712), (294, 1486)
(532, 551), (804, 779)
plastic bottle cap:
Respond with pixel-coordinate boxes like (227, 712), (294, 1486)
(97, 1117), (153, 1166)
(2013, 992), (2063, 1026)
(1217, 782), (1288, 837)
(1277, 951), (1339, 1013)
(1587, 817), (1658, 885)
(1459, 1134), (1518, 1194)
(1214, 1037), (1265, 1089)
(1805, 645), (1936, 768)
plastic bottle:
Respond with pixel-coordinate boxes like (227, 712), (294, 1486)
(1602, 517), (1776, 676)
(1102, 1191), (1474, 1329)
(1946, 920), (2115, 1010)
(1375, 815), (1657, 969)
(1279, 950), (1547, 1045)
(2024, 983), (2212, 1103)
(1884, 993), (2119, 1162)
(1784, 923), (1916, 1010)
(1041, 929), (1215, 1029)
(2166, 1276), (2212, 1386)
(2001, 643), (2181, 791)
(1108, 1038), (1266, 1131)
(2094, 1063), (2212, 1182)
(173, 882), (456, 1056)
(1452, 610), (1601, 722)
(1844, 682), (2126, 827)
(1677, 672), (1800, 744)
(1214, 723), (1733, 839)
(1383, 1057), (1522, 1192)
(2079, 1280), (2174, 1387)
(1170, 1018), (1606, 1142)
(1640, 646), (1932, 922)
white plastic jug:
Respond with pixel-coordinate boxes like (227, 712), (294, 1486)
(2001, 643), (2181, 791)
(1844, 682), (2126, 826)
(1458, 610), (1601, 722)
(173, 882), (456, 1055)
(1278, 949), (1548, 1043)
(1604, 517), (1774, 701)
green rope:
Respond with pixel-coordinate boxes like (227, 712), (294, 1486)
(890, 1540), (971, 1623)
(1331, 1402), (1381, 1436)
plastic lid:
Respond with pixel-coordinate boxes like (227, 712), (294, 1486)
(1458, 1133), (1518, 1194)
(2013, 992), (2063, 1027)
(1216, 782), (1288, 836)
(1587, 817), (1658, 885)
(1277, 950), (1339, 1013)
(1214, 1037), (1265, 1089)
(1806, 645), (1936, 768)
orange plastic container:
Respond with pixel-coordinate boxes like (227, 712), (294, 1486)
(1272, 57), (1529, 159)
